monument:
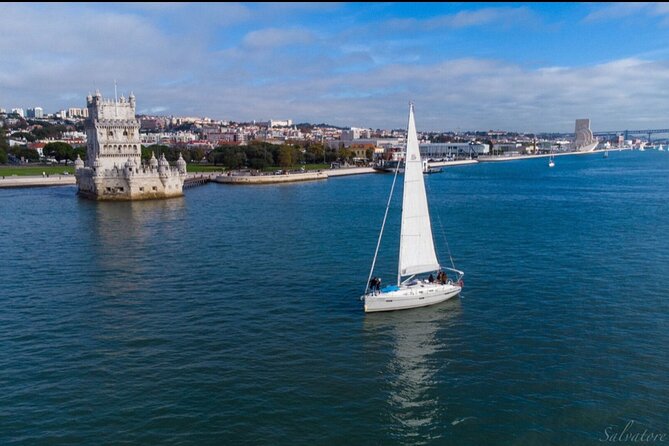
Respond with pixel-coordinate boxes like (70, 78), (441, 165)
(574, 119), (598, 152)
(75, 91), (186, 200)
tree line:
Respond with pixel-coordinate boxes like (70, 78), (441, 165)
(0, 136), (361, 170)
(205, 141), (350, 170)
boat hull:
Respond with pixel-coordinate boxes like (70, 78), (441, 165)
(363, 282), (461, 313)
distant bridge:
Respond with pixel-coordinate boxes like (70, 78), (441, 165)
(593, 129), (669, 142)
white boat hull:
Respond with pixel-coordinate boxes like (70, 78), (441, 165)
(364, 282), (461, 313)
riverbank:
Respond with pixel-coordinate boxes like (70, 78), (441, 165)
(429, 159), (479, 167)
(0, 175), (76, 188)
(216, 170), (328, 184)
(0, 150), (636, 188)
(478, 148), (630, 163)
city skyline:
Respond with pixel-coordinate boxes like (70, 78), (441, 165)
(2, 2), (669, 132)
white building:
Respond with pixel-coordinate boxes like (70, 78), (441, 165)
(11, 108), (24, 118)
(341, 127), (372, 141)
(68, 107), (89, 119)
(492, 143), (522, 155)
(75, 91), (186, 200)
(26, 107), (44, 118)
(420, 142), (489, 159)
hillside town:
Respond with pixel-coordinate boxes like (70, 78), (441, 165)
(0, 102), (628, 170)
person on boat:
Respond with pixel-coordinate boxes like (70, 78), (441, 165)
(375, 277), (382, 293)
(369, 277), (376, 294)
(428, 273), (434, 283)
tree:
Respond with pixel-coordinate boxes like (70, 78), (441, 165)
(9, 146), (39, 162)
(72, 146), (87, 161)
(278, 145), (295, 169)
(222, 148), (246, 169)
(32, 123), (67, 140)
(305, 142), (325, 162)
(208, 144), (238, 165)
(0, 130), (8, 164)
(10, 131), (36, 142)
(337, 147), (353, 162)
(244, 145), (273, 170)
(43, 142), (74, 164)
(190, 147), (205, 163)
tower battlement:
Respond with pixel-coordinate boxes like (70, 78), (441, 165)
(86, 90), (137, 121)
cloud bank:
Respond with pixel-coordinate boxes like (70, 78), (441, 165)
(1, 3), (668, 132)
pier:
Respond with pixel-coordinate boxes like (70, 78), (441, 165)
(183, 173), (215, 188)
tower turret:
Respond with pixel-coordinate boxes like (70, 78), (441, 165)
(149, 151), (158, 169)
(74, 154), (84, 171)
(176, 152), (187, 175)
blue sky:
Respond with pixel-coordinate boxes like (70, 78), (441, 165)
(2, 2), (669, 131)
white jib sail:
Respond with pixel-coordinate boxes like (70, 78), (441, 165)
(398, 104), (440, 277)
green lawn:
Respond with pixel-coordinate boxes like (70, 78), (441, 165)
(0, 165), (75, 176)
(259, 163), (330, 173)
(186, 164), (228, 173)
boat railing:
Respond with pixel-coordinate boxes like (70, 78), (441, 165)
(443, 267), (464, 278)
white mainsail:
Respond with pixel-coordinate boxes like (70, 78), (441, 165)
(398, 104), (440, 278)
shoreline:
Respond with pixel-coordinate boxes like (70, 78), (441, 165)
(478, 148), (630, 163)
(0, 148), (639, 189)
(0, 175), (76, 188)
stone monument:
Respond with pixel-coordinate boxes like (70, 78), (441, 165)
(75, 91), (186, 200)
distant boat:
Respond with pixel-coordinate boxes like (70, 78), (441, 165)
(658, 144), (665, 152)
(549, 148), (555, 168)
(363, 104), (463, 313)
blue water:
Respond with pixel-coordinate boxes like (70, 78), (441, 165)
(1, 150), (668, 444)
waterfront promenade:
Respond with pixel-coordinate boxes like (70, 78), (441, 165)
(0, 174), (76, 188)
(478, 148), (630, 163)
(0, 151), (633, 188)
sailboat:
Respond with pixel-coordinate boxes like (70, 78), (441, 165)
(548, 153), (555, 168)
(362, 104), (463, 313)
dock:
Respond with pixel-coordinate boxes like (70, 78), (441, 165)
(183, 173), (216, 188)
(0, 175), (76, 188)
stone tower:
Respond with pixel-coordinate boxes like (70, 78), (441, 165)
(75, 91), (187, 200)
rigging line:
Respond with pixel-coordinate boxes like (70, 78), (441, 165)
(425, 173), (457, 271)
(364, 160), (402, 296)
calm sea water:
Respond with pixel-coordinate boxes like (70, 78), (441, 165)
(1, 150), (668, 445)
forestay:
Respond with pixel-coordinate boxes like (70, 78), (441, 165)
(398, 104), (440, 278)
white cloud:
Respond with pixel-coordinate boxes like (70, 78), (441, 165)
(2, 4), (669, 132)
(386, 7), (538, 31)
(584, 2), (669, 23)
(242, 28), (315, 49)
